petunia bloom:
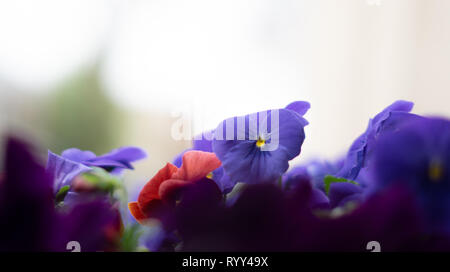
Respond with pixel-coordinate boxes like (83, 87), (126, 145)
(128, 150), (221, 226)
(212, 101), (309, 184)
(371, 116), (450, 234)
(47, 146), (146, 192)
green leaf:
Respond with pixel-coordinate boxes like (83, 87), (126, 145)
(324, 175), (359, 196)
(120, 224), (144, 252)
(55, 185), (70, 204)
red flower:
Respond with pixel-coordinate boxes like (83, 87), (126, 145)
(128, 151), (221, 224)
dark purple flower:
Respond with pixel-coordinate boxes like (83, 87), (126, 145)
(296, 185), (430, 251)
(0, 138), (58, 251)
(336, 100), (416, 180)
(281, 165), (330, 209)
(47, 146), (146, 192)
(58, 198), (122, 252)
(327, 167), (375, 208)
(174, 180), (439, 251)
(371, 116), (450, 234)
(212, 101), (309, 184)
(283, 164), (365, 209)
(0, 138), (121, 251)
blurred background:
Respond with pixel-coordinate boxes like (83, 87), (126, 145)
(1, 0), (450, 189)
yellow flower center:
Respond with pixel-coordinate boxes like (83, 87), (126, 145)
(206, 172), (213, 179)
(256, 137), (266, 148)
(429, 161), (443, 182)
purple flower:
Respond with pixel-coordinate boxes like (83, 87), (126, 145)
(371, 116), (450, 234)
(60, 146), (146, 172)
(328, 182), (363, 208)
(0, 138), (121, 251)
(283, 159), (343, 192)
(336, 100), (416, 180)
(174, 180), (441, 251)
(212, 101), (309, 184)
(283, 162), (367, 209)
(47, 146), (146, 192)
(281, 165), (330, 209)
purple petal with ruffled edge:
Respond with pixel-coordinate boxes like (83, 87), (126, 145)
(46, 151), (92, 193)
(336, 100), (414, 180)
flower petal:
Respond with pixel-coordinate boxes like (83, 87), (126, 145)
(138, 163), (178, 209)
(88, 146), (147, 169)
(211, 167), (237, 194)
(171, 151), (221, 182)
(128, 201), (148, 224)
(213, 108), (307, 184)
(172, 148), (191, 167)
(61, 148), (96, 162)
(336, 100), (415, 180)
(309, 188), (330, 209)
(285, 101), (310, 116)
(328, 182), (363, 208)
(193, 131), (214, 152)
(84, 159), (132, 169)
(46, 151), (92, 193)
(159, 179), (195, 202)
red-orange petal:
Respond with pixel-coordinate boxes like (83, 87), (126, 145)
(138, 163), (178, 210)
(128, 201), (147, 224)
(172, 151), (221, 182)
(159, 179), (194, 202)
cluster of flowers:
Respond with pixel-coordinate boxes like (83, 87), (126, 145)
(0, 100), (449, 251)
